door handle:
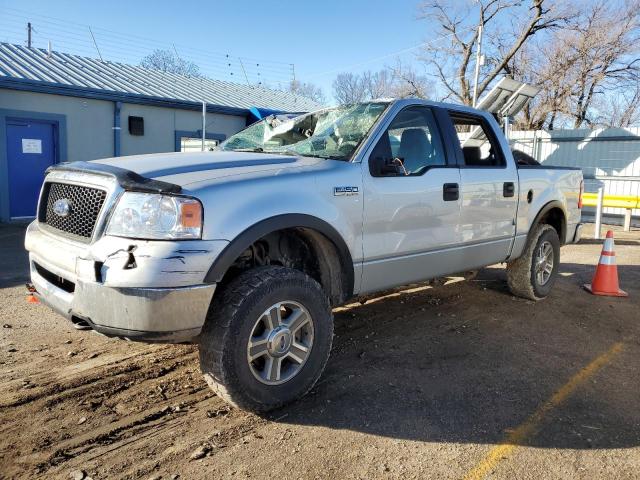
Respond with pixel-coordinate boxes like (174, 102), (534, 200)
(503, 182), (515, 198)
(443, 183), (459, 201)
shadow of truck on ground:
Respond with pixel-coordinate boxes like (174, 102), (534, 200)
(266, 261), (640, 451)
(0, 223), (28, 288)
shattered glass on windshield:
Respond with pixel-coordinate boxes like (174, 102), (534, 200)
(220, 102), (389, 161)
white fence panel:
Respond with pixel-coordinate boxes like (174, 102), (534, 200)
(510, 128), (640, 221)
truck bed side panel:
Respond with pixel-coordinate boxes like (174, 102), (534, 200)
(511, 167), (582, 258)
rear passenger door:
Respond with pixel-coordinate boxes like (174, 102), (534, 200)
(448, 112), (519, 265)
(360, 105), (462, 293)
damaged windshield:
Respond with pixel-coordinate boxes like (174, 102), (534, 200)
(220, 102), (389, 161)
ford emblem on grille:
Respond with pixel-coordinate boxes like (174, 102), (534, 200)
(52, 198), (71, 218)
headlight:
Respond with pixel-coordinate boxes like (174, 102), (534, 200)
(106, 192), (203, 239)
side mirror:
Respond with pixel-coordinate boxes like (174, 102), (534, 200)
(371, 157), (405, 176)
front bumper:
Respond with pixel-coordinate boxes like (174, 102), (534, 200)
(31, 264), (216, 342)
(26, 222), (227, 342)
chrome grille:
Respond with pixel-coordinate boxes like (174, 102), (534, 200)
(39, 182), (107, 241)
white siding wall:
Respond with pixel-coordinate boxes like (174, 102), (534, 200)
(0, 89), (114, 162)
(510, 128), (640, 221)
(120, 103), (246, 156)
(0, 89), (248, 161)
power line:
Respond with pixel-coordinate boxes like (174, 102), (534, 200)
(2, 5), (476, 93)
(1, 8), (293, 65)
(0, 8), (296, 87)
(303, 25), (476, 80)
(0, 21), (294, 85)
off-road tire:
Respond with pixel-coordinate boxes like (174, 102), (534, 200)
(506, 224), (560, 301)
(199, 266), (333, 412)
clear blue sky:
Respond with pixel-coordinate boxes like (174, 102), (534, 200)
(0, 0), (430, 101)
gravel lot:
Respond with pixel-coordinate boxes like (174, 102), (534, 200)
(1, 223), (639, 480)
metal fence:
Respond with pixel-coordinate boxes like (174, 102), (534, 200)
(509, 128), (640, 222)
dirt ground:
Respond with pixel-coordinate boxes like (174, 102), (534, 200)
(1, 223), (639, 480)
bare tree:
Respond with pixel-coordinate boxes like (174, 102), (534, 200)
(511, 0), (640, 129)
(140, 49), (201, 77)
(418, 0), (572, 105)
(509, 40), (576, 129)
(605, 84), (640, 127)
(332, 64), (431, 104)
(361, 70), (392, 99)
(387, 60), (432, 98)
(288, 80), (326, 104)
(332, 73), (368, 104)
(563, 1), (640, 128)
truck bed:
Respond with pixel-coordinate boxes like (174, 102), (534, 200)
(514, 166), (583, 251)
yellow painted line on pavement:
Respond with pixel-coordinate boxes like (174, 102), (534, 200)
(462, 342), (624, 480)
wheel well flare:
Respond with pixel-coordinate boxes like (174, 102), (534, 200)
(204, 215), (354, 305)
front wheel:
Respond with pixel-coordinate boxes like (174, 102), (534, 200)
(506, 224), (560, 301)
(199, 266), (333, 412)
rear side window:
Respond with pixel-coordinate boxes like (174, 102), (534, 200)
(450, 114), (505, 167)
(369, 106), (446, 176)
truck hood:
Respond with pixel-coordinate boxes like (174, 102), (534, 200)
(93, 150), (321, 187)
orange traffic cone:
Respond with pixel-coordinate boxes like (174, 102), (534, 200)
(583, 230), (628, 297)
(26, 294), (39, 304)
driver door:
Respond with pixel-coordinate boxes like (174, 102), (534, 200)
(360, 105), (462, 293)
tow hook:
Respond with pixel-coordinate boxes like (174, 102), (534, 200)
(124, 245), (137, 270)
(25, 283), (39, 304)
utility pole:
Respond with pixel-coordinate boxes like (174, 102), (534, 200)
(27, 22), (32, 48)
(472, 23), (483, 107)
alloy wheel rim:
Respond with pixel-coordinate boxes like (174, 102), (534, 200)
(535, 240), (554, 286)
(247, 301), (314, 385)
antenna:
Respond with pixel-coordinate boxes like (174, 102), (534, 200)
(238, 57), (251, 87)
(88, 27), (103, 61)
(27, 22), (32, 47)
(47, 40), (52, 58)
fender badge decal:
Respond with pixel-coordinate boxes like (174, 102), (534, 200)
(334, 186), (359, 196)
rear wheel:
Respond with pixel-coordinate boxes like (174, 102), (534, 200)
(507, 224), (560, 301)
(199, 266), (333, 412)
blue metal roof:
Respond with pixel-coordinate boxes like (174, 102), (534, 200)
(0, 43), (322, 115)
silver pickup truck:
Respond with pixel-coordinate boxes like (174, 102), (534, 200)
(25, 99), (583, 411)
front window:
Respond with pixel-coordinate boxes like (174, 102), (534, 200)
(369, 106), (446, 176)
(220, 102), (389, 161)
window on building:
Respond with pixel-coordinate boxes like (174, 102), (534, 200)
(128, 116), (144, 136)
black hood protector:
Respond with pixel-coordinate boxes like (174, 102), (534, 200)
(46, 161), (182, 194)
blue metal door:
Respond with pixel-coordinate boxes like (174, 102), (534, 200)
(6, 119), (56, 218)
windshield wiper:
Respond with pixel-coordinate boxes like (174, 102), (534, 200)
(227, 147), (264, 153)
(312, 154), (348, 161)
(260, 148), (299, 157)
(279, 148), (300, 157)
(228, 147), (343, 160)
